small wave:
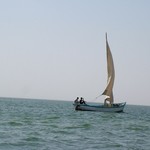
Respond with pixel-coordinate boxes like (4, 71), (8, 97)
(64, 123), (91, 130)
(82, 123), (91, 128)
(52, 130), (72, 135)
(47, 116), (60, 120)
(8, 121), (23, 126)
(127, 126), (148, 131)
(23, 136), (42, 142)
(50, 124), (59, 128)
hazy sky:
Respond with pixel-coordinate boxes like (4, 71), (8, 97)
(0, 0), (150, 105)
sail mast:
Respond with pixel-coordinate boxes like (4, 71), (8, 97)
(102, 33), (115, 104)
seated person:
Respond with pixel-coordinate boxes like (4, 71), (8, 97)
(80, 97), (86, 104)
(74, 97), (79, 104)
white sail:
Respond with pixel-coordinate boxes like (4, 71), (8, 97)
(102, 33), (115, 104)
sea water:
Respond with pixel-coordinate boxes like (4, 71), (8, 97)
(0, 97), (149, 150)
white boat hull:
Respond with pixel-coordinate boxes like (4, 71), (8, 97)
(73, 102), (126, 113)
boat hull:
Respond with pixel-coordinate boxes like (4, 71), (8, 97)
(73, 102), (126, 113)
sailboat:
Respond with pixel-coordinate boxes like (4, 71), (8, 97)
(73, 34), (126, 112)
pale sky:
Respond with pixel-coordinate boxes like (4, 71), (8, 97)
(0, 0), (150, 106)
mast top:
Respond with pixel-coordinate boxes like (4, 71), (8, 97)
(106, 32), (108, 41)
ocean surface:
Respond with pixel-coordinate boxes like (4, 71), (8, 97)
(0, 98), (149, 150)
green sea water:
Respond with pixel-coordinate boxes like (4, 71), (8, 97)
(0, 97), (149, 150)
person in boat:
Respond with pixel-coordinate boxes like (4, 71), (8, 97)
(74, 97), (79, 104)
(104, 98), (112, 107)
(80, 97), (86, 104)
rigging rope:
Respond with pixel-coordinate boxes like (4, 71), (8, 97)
(92, 94), (102, 101)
